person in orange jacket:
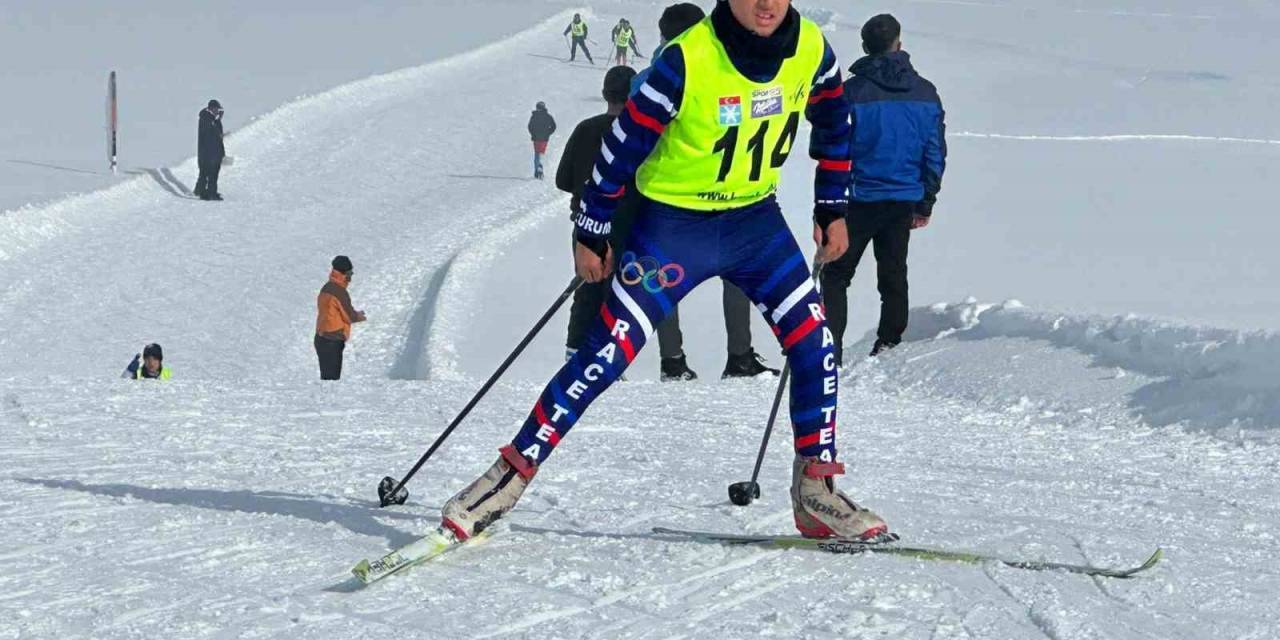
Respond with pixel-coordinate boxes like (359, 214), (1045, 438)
(315, 255), (366, 380)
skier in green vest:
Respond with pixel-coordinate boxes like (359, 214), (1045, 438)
(563, 13), (595, 64)
(442, 0), (889, 544)
(611, 18), (642, 67)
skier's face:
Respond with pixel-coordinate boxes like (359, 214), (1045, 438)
(728, 0), (789, 37)
(143, 356), (161, 375)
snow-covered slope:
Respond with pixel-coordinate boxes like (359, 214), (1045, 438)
(0, 0), (565, 213)
(3, 2), (1280, 639)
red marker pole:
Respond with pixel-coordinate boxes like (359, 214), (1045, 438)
(107, 71), (118, 174)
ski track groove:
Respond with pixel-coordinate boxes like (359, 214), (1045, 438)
(981, 566), (1060, 640)
(682, 571), (798, 624)
(473, 550), (773, 638)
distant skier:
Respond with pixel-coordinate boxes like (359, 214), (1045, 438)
(527, 102), (557, 180)
(442, 0), (889, 544)
(194, 99), (225, 201)
(611, 18), (642, 66)
(315, 255), (367, 381)
(563, 13), (594, 64)
(821, 14), (947, 363)
(122, 343), (171, 380)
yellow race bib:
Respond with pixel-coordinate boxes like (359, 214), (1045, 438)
(636, 17), (825, 210)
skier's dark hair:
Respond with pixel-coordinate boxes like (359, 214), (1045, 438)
(861, 14), (901, 55)
(659, 3), (706, 41)
(143, 343), (163, 361)
(603, 66), (637, 104)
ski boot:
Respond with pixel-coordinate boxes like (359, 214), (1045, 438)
(721, 349), (780, 379)
(441, 445), (537, 540)
(791, 456), (889, 541)
(660, 354), (698, 382)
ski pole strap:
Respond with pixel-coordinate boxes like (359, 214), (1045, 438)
(804, 461), (845, 478)
(500, 444), (538, 480)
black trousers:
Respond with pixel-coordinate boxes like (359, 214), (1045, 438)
(569, 36), (593, 62)
(314, 335), (345, 380)
(195, 159), (221, 198)
(820, 200), (914, 365)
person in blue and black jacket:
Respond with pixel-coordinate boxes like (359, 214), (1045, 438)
(821, 13), (946, 363)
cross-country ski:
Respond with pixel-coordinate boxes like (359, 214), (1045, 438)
(651, 527), (1164, 579)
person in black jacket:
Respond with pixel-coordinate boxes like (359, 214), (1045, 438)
(556, 67), (650, 371)
(822, 14), (947, 362)
(195, 99), (226, 201)
(527, 102), (557, 179)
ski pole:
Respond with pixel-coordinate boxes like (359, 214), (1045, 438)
(728, 360), (790, 506)
(378, 275), (585, 507)
(728, 261), (826, 506)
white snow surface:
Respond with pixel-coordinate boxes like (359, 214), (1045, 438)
(3, 1), (1280, 638)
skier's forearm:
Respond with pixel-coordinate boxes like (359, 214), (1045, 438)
(578, 46), (686, 242)
(806, 41), (851, 218)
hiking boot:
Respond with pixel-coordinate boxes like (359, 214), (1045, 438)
(721, 349), (780, 379)
(790, 456), (889, 540)
(869, 339), (899, 357)
(441, 445), (536, 540)
(660, 354), (698, 382)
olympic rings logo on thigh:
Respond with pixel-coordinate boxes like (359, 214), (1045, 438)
(619, 251), (685, 293)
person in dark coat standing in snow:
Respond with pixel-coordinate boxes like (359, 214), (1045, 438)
(556, 66), (641, 369)
(563, 13), (594, 64)
(821, 14), (947, 363)
(195, 99), (226, 201)
(527, 102), (557, 179)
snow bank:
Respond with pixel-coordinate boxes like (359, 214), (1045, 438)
(893, 299), (1280, 434)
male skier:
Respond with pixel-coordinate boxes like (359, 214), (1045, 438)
(442, 0), (889, 542)
(564, 13), (595, 64)
(611, 18), (642, 67)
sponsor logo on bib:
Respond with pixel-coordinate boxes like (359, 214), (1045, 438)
(751, 86), (784, 118)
